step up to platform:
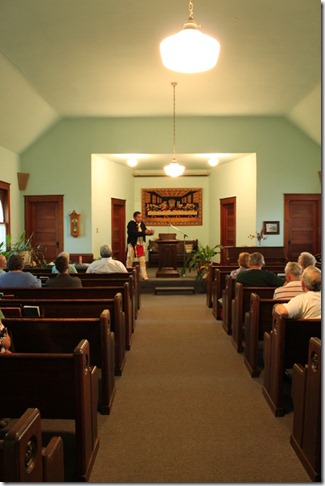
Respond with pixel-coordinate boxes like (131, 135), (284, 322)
(154, 286), (195, 295)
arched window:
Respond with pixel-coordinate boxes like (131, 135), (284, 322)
(0, 181), (11, 249)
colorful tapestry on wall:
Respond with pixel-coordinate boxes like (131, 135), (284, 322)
(142, 188), (202, 226)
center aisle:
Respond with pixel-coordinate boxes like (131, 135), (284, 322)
(90, 293), (310, 483)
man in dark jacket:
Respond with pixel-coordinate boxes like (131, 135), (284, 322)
(236, 252), (284, 287)
(126, 211), (154, 280)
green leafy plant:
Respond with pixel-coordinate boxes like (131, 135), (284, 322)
(184, 243), (223, 281)
(0, 232), (47, 266)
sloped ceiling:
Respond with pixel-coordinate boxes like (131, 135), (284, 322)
(0, 0), (321, 156)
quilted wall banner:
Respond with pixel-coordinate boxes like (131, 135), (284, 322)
(142, 188), (202, 226)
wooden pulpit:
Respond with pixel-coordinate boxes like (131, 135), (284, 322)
(156, 233), (180, 278)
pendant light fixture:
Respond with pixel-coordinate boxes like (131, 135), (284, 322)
(160, 1), (220, 74)
(164, 82), (185, 177)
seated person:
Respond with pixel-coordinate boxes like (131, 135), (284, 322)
(273, 262), (304, 299)
(0, 253), (41, 288)
(0, 255), (7, 274)
(0, 321), (11, 354)
(236, 252), (284, 287)
(86, 244), (128, 274)
(46, 255), (82, 287)
(273, 266), (321, 319)
(297, 251), (316, 270)
(230, 252), (250, 279)
(52, 251), (77, 274)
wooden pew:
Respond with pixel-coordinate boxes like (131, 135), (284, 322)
(74, 267), (140, 316)
(290, 337), (321, 482)
(244, 293), (288, 377)
(206, 263), (236, 308)
(262, 315), (321, 416)
(231, 283), (276, 352)
(221, 275), (235, 335)
(0, 294), (126, 376)
(221, 246), (288, 265)
(212, 268), (233, 320)
(0, 340), (99, 481)
(2, 284), (133, 351)
(28, 268), (140, 320)
(0, 408), (64, 482)
(4, 309), (115, 415)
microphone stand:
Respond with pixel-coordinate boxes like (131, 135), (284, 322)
(169, 223), (188, 276)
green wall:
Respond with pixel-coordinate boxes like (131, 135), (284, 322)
(16, 115), (320, 256)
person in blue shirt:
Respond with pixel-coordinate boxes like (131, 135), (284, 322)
(0, 253), (41, 287)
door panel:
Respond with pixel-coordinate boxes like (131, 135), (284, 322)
(25, 195), (64, 263)
(284, 194), (321, 260)
(111, 198), (126, 262)
(220, 197), (236, 263)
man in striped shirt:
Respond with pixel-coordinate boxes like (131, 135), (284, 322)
(273, 261), (303, 299)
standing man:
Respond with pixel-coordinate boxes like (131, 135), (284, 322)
(126, 211), (154, 280)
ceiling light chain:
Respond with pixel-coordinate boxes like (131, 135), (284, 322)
(164, 82), (185, 177)
(172, 81), (177, 162)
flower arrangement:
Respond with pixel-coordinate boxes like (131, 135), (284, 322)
(248, 229), (267, 246)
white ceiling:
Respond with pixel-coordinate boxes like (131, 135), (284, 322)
(0, 0), (321, 167)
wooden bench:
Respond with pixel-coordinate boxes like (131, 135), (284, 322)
(1, 284), (133, 351)
(221, 274), (235, 335)
(231, 283), (276, 352)
(290, 337), (321, 482)
(4, 309), (115, 415)
(211, 268), (234, 319)
(29, 267), (140, 319)
(0, 339), (99, 481)
(221, 246), (288, 265)
(244, 293), (288, 377)
(0, 295), (126, 376)
(0, 408), (64, 482)
(262, 315), (321, 416)
(206, 263), (236, 308)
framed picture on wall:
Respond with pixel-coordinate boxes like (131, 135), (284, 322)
(263, 221), (280, 235)
(142, 187), (202, 226)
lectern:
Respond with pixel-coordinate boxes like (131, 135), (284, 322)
(156, 233), (180, 278)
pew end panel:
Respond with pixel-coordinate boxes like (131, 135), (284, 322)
(0, 339), (99, 481)
(244, 295), (288, 378)
(290, 337), (321, 482)
(262, 316), (321, 416)
(0, 408), (64, 482)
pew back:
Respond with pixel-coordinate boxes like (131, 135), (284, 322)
(4, 309), (115, 414)
(0, 294), (126, 376)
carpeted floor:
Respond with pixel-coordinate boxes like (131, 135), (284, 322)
(89, 293), (310, 483)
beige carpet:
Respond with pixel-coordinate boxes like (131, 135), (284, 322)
(90, 293), (310, 483)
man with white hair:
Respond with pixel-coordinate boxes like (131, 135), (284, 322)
(86, 244), (128, 273)
(298, 251), (316, 270)
(273, 262), (304, 299)
(273, 266), (321, 319)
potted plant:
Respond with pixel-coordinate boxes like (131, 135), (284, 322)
(184, 243), (222, 281)
(0, 232), (46, 267)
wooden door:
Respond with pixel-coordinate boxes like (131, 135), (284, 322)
(284, 194), (321, 261)
(24, 195), (64, 263)
(111, 198), (126, 262)
(220, 197), (236, 263)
